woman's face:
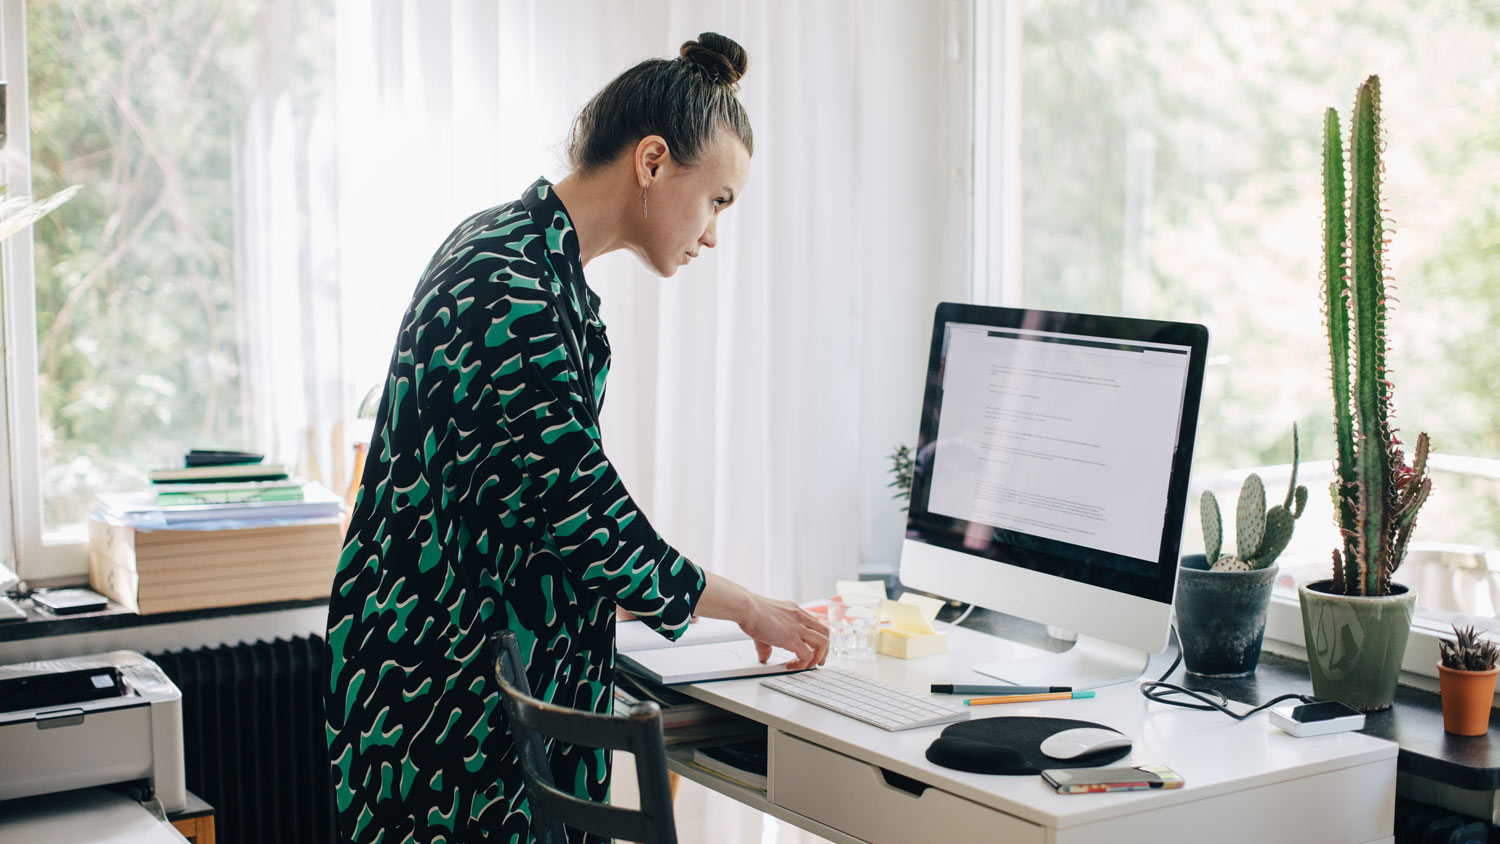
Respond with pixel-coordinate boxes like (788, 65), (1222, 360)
(634, 131), (750, 277)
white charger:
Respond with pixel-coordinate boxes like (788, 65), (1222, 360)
(1269, 700), (1366, 737)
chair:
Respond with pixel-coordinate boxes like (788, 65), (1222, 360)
(488, 629), (678, 844)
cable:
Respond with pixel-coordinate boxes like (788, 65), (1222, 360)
(1138, 625), (1317, 721)
(948, 602), (975, 626)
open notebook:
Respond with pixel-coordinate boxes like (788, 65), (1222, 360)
(617, 618), (802, 685)
(616, 616), (749, 653)
(617, 639), (803, 685)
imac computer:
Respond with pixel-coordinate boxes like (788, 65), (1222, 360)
(898, 303), (1208, 689)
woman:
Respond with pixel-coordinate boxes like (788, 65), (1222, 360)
(325, 33), (829, 843)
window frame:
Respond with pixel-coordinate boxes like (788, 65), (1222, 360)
(1, 0), (87, 583)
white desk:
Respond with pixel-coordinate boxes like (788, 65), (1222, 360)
(663, 624), (1396, 844)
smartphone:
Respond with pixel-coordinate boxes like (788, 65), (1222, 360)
(31, 588), (108, 615)
(1041, 764), (1184, 794)
(1269, 700), (1365, 737)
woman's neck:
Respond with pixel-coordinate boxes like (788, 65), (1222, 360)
(551, 167), (635, 267)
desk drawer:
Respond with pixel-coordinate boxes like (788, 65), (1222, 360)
(769, 730), (1043, 844)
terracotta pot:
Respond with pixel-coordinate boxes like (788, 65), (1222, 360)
(1437, 663), (1499, 736)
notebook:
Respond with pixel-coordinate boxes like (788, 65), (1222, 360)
(618, 639), (803, 685)
(617, 616), (749, 653)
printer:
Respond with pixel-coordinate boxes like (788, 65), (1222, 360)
(0, 651), (187, 842)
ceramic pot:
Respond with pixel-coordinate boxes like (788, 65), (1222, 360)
(1437, 663), (1499, 736)
(1175, 554), (1278, 677)
(1298, 580), (1415, 711)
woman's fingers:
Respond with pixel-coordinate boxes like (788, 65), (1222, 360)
(786, 639), (816, 670)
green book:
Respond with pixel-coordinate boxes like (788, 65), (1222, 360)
(154, 483), (305, 507)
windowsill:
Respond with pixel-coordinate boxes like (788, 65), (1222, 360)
(0, 594), (330, 643)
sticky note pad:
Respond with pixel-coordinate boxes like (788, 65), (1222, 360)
(881, 598), (935, 636)
(895, 592), (944, 625)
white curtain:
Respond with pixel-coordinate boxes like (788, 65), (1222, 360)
(328, 0), (969, 602)
(236, 1), (344, 494)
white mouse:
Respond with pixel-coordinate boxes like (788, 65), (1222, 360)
(1039, 727), (1133, 760)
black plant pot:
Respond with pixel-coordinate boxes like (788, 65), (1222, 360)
(1174, 554), (1279, 677)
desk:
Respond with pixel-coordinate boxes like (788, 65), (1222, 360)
(663, 625), (1397, 844)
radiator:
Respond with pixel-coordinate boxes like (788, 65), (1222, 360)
(148, 635), (335, 844)
(1394, 797), (1494, 843)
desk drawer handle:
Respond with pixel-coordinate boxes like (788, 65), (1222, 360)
(879, 768), (930, 797)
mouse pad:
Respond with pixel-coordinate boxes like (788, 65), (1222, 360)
(925, 716), (1131, 775)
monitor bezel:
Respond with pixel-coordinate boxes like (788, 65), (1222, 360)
(901, 303), (1209, 611)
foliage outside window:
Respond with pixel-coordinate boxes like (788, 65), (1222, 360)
(1018, 0), (1500, 617)
(26, 0), (333, 536)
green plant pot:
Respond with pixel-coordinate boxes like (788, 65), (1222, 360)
(1298, 580), (1416, 711)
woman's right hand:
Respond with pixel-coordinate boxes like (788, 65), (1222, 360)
(737, 593), (829, 670)
(693, 571), (829, 670)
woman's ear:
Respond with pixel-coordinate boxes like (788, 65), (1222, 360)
(634, 135), (670, 187)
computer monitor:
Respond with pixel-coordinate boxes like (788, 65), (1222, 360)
(898, 303), (1208, 689)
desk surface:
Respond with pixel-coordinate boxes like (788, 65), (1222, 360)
(670, 624), (1396, 840)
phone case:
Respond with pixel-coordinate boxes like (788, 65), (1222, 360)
(1043, 764), (1185, 794)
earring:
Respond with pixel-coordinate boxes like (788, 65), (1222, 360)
(642, 186), (649, 219)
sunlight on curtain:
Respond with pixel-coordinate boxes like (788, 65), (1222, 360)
(331, 0), (968, 598)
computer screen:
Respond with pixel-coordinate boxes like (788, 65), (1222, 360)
(899, 304), (1208, 686)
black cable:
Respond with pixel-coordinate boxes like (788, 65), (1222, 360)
(1138, 625), (1317, 720)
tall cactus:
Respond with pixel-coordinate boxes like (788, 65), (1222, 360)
(1203, 424), (1308, 572)
(1322, 75), (1434, 597)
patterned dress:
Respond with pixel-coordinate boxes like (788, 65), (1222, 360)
(326, 178), (706, 843)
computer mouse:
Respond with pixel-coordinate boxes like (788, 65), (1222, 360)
(1038, 727), (1132, 760)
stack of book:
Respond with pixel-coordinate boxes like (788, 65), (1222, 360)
(613, 670), (763, 744)
(690, 738), (769, 792)
(87, 450), (345, 614)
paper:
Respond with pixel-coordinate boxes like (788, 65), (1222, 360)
(895, 592), (944, 625)
(0, 787), (192, 844)
(617, 617), (747, 653)
(94, 482), (343, 528)
(835, 580), (886, 601)
(881, 598), (935, 636)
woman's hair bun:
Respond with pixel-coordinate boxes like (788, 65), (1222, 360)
(679, 32), (748, 86)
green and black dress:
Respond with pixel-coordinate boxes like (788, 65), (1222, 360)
(326, 178), (706, 843)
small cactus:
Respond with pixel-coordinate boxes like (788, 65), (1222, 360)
(1201, 424), (1308, 572)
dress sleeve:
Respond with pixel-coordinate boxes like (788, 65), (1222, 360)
(489, 287), (706, 640)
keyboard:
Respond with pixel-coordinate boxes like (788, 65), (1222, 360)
(760, 668), (971, 731)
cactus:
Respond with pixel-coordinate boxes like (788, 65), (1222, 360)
(1207, 424), (1309, 572)
(1212, 555), (1251, 572)
(1201, 490), (1223, 565)
(1235, 475), (1267, 560)
(1321, 75), (1434, 597)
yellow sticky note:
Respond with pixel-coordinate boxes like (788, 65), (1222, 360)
(881, 598), (935, 636)
(836, 579), (887, 602)
(895, 592), (944, 626)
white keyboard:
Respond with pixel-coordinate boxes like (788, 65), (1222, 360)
(761, 668), (971, 731)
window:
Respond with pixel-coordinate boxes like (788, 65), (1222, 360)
(4, 0), (336, 579)
(1000, 0), (1500, 622)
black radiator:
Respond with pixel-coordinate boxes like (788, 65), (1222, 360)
(149, 635), (335, 844)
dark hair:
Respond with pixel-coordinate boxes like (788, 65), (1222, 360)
(567, 32), (754, 173)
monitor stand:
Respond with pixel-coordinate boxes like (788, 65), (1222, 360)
(972, 634), (1150, 690)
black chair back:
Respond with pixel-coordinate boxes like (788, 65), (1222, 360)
(489, 629), (678, 844)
